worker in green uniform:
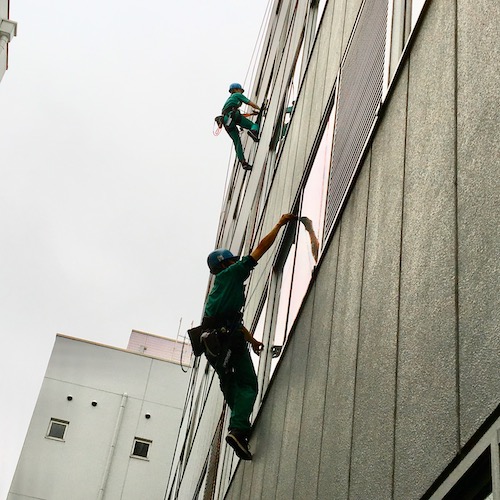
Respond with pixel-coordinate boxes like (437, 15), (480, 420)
(219, 82), (261, 171)
(203, 213), (296, 460)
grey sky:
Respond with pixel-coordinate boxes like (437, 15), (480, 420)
(0, 0), (268, 495)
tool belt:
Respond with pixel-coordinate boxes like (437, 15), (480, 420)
(187, 313), (243, 364)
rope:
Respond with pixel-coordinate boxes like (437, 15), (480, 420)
(243, 0), (274, 94)
(164, 366), (217, 499)
(164, 356), (200, 500)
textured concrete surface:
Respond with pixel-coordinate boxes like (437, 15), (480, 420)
(349, 68), (406, 498)
(246, 373), (274, 500)
(225, 459), (243, 500)
(294, 235), (340, 500)
(394, 0), (459, 497)
(236, 460), (254, 500)
(292, 285), (326, 499)
(456, 0), (500, 445)
(256, 340), (293, 500)
(274, 297), (313, 500)
(318, 162), (370, 500)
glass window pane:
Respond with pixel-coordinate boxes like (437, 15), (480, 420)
(133, 440), (150, 458)
(48, 421), (67, 439)
(252, 296), (268, 374)
(270, 248), (295, 378)
(411, 0), (426, 29)
(443, 447), (492, 499)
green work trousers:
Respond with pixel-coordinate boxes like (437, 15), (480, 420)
(211, 331), (258, 435)
(223, 110), (259, 163)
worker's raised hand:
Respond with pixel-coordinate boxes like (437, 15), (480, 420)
(278, 213), (297, 227)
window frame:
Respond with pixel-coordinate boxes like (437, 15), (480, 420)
(428, 414), (500, 499)
(46, 418), (69, 441)
(131, 437), (152, 460)
(384, 0), (430, 97)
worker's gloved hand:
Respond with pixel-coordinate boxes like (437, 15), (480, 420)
(251, 339), (264, 355)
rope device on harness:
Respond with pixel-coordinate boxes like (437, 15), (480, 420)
(213, 118), (222, 136)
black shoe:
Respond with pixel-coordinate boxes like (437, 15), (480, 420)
(248, 130), (259, 142)
(226, 430), (252, 460)
(241, 161), (252, 171)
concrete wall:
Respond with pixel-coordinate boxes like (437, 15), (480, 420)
(9, 335), (190, 500)
(224, 0), (500, 498)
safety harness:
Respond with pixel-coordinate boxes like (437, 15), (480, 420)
(188, 313), (244, 372)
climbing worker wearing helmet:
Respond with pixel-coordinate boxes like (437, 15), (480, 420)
(203, 213), (296, 461)
(216, 83), (261, 171)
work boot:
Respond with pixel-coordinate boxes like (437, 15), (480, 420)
(226, 430), (252, 461)
(241, 161), (252, 171)
(248, 129), (259, 142)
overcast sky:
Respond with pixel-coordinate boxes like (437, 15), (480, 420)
(0, 1), (269, 495)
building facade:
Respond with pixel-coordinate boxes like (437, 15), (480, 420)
(0, 0), (17, 82)
(9, 334), (192, 500)
(168, 0), (499, 498)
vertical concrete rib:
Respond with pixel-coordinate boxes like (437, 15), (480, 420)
(456, 0), (500, 445)
(318, 161), (370, 500)
(274, 298), (313, 500)
(394, 0), (458, 496)
(349, 64), (409, 500)
(453, 0), (461, 452)
(347, 151), (372, 499)
(392, 60), (410, 500)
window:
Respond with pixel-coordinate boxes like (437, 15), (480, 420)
(253, 102), (335, 396)
(386, 0), (428, 86)
(270, 245), (296, 378)
(427, 413), (500, 499)
(46, 418), (69, 440)
(270, 36), (304, 157)
(410, 0), (426, 29)
(131, 438), (151, 459)
(300, 103), (334, 260)
(443, 448), (492, 499)
(251, 292), (270, 407)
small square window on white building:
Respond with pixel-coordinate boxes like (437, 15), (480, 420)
(46, 419), (69, 441)
(131, 438), (151, 460)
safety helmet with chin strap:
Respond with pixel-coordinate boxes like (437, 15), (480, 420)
(207, 249), (239, 275)
(228, 82), (244, 93)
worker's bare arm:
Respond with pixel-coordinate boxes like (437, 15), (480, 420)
(247, 100), (260, 111)
(242, 326), (264, 355)
(250, 213), (296, 262)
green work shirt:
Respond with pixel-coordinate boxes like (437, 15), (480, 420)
(222, 93), (250, 113)
(204, 255), (257, 319)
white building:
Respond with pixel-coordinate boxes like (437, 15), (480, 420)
(9, 333), (192, 500)
(0, 0), (17, 82)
